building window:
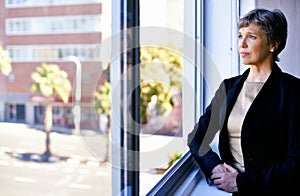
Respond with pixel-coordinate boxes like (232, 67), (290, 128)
(6, 15), (101, 35)
(6, 45), (98, 62)
(5, 0), (101, 8)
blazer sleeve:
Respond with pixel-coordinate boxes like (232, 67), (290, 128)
(187, 81), (227, 179)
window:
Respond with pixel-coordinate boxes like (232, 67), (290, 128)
(1, 2), (112, 195)
(6, 0), (101, 8)
(138, 1), (186, 194)
(6, 15), (101, 35)
(0, 0), (207, 195)
(6, 45), (98, 62)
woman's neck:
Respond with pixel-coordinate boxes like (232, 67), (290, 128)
(246, 65), (272, 82)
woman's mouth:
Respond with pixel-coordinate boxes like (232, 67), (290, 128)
(240, 52), (250, 57)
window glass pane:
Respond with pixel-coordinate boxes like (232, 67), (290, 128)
(0, 1), (112, 195)
(139, 0), (186, 194)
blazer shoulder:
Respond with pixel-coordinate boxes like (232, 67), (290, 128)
(281, 72), (300, 87)
(223, 68), (249, 88)
(277, 72), (300, 98)
(282, 72), (300, 81)
(222, 75), (244, 89)
(224, 75), (242, 83)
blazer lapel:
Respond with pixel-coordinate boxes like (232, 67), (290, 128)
(225, 64), (282, 123)
(224, 70), (249, 121)
(219, 70), (249, 163)
(243, 64), (282, 120)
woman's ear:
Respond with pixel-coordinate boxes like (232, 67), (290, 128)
(270, 42), (279, 52)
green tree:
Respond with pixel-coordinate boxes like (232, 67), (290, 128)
(94, 81), (111, 162)
(31, 63), (72, 159)
(94, 47), (183, 125)
(0, 45), (12, 76)
(140, 47), (182, 122)
(94, 81), (111, 117)
(93, 47), (182, 162)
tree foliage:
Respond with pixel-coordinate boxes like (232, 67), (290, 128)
(0, 45), (12, 76)
(94, 46), (183, 123)
(139, 47), (182, 122)
(30, 63), (72, 157)
(140, 47), (182, 90)
(94, 81), (111, 117)
(31, 63), (72, 103)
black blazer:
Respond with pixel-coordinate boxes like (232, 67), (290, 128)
(188, 64), (300, 195)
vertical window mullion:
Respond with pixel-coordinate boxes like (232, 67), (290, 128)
(111, 0), (122, 195)
(111, 0), (140, 195)
(126, 1), (140, 195)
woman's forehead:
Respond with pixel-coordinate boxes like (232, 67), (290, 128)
(238, 23), (263, 33)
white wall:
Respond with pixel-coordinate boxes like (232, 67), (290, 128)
(204, 0), (239, 79)
(203, 0), (240, 107)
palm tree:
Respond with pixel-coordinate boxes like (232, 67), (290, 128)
(0, 45), (12, 76)
(94, 81), (111, 162)
(31, 63), (72, 159)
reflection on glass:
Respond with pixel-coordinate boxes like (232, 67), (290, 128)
(139, 0), (185, 194)
(0, 0), (186, 194)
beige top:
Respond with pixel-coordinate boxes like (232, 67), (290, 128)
(227, 82), (264, 172)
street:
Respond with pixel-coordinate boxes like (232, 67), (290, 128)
(0, 122), (111, 196)
(0, 122), (187, 195)
(0, 153), (111, 196)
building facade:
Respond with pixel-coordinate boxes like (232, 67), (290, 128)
(0, 0), (106, 129)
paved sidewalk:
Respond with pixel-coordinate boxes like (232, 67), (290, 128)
(0, 122), (104, 165)
(0, 122), (187, 195)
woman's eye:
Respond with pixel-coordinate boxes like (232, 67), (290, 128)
(249, 35), (256, 39)
(238, 35), (243, 39)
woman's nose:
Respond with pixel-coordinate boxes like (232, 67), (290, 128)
(240, 38), (247, 48)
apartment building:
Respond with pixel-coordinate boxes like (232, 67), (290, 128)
(0, 0), (107, 129)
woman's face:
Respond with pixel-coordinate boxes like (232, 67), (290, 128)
(238, 23), (274, 67)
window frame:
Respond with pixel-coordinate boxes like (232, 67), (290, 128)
(110, 0), (140, 195)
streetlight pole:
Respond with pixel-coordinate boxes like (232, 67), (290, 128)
(68, 55), (82, 135)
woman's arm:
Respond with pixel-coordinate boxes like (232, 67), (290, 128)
(188, 81), (228, 179)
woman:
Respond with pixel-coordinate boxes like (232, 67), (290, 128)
(188, 8), (300, 195)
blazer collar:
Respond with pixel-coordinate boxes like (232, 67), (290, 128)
(225, 63), (282, 118)
(232, 63), (282, 89)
